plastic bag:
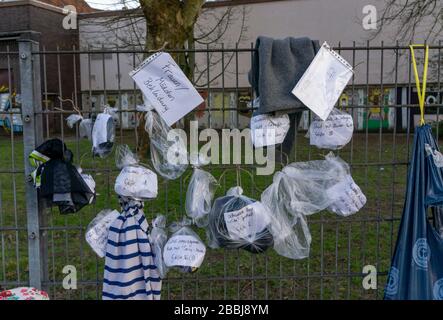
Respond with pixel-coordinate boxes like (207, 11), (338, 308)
(185, 168), (218, 227)
(207, 186), (274, 254)
(77, 167), (96, 204)
(306, 108), (353, 150)
(85, 209), (120, 257)
(261, 171), (312, 259)
(66, 113), (92, 140)
(163, 218), (206, 273)
(92, 108), (116, 158)
(114, 144), (158, 200)
(144, 110), (188, 180)
(149, 215), (168, 278)
(425, 143), (443, 168)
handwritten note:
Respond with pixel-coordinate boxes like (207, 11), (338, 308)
(163, 235), (206, 268)
(114, 166), (158, 199)
(250, 114), (290, 148)
(309, 109), (353, 149)
(223, 202), (271, 240)
(85, 209), (120, 258)
(130, 52), (204, 126)
(292, 42), (353, 121)
(327, 175), (366, 217)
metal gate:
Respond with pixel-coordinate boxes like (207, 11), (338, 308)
(0, 35), (442, 299)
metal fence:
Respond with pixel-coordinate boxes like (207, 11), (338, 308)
(0, 36), (442, 299)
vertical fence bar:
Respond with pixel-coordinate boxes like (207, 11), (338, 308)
(18, 35), (44, 289)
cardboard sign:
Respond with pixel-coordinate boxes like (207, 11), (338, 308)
(292, 42), (353, 121)
(250, 113), (290, 147)
(85, 209), (120, 258)
(327, 175), (366, 216)
(163, 235), (206, 268)
(129, 52), (204, 126)
(224, 202), (271, 240)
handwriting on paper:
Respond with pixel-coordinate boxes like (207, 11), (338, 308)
(327, 175), (366, 216)
(163, 235), (206, 268)
(309, 111), (353, 149)
(85, 210), (120, 258)
(130, 52), (204, 126)
(251, 114), (290, 148)
(224, 202), (271, 240)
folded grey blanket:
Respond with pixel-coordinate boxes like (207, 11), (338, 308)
(249, 36), (320, 114)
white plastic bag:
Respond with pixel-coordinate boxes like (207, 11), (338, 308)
(149, 215), (168, 278)
(207, 186), (274, 254)
(66, 115), (93, 140)
(77, 167), (96, 204)
(114, 144), (158, 200)
(163, 218), (206, 273)
(261, 172), (312, 260)
(92, 108), (116, 158)
(85, 209), (120, 257)
(185, 168), (218, 227)
(144, 110), (188, 180)
(307, 108), (353, 150)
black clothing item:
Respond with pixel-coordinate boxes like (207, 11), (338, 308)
(32, 139), (94, 214)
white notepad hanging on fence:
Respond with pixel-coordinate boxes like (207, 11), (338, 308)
(129, 52), (204, 126)
(292, 42), (353, 121)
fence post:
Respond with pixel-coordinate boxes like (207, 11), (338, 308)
(18, 33), (45, 290)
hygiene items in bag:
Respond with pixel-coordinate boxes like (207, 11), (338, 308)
(306, 108), (354, 150)
(292, 42), (353, 120)
(92, 107), (116, 158)
(261, 171), (312, 259)
(149, 215), (168, 279)
(103, 196), (161, 300)
(77, 167), (96, 204)
(207, 186), (274, 254)
(163, 218), (206, 273)
(129, 52), (204, 126)
(144, 110), (188, 180)
(85, 209), (120, 258)
(114, 145), (158, 200)
(185, 168), (218, 227)
(66, 114), (93, 140)
(29, 139), (95, 214)
(250, 98), (290, 148)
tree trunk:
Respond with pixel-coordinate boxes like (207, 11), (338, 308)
(137, 0), (204, 158)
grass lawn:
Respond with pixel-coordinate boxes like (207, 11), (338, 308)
(0, 126), (413, 300)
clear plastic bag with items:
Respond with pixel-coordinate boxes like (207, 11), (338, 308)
(261, 172), (312, 260)
(163, 218), (206, 273)
(306, 108), (353, 150)
(85, 209), (120, 257)
(144, 110), (188, 180)
(207, 186), (274, 254)
(92, 107), (116, 158)
(185, 167), (218, 227)
(114, 144), (158, 200)
(77, 167), (96, 204)
(149, 215), (168, 278)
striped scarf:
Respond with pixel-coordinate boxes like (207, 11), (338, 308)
(102, 196), (161, 300)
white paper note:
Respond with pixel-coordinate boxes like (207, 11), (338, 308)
(129, 52), (204, 126)
(163, 235), (206, 268)
(250, 113), (290, 148)
(224, 202), (271, 240)
(309, 108), (354, 149)
(326, 175), (366, 217)
(85, 209), (120, 258)
(292, 42), (353, 121)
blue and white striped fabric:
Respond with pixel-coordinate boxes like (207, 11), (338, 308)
(102, 196), (161, 300)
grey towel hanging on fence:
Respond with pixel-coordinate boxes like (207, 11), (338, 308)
(248, 36), (320, 115)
